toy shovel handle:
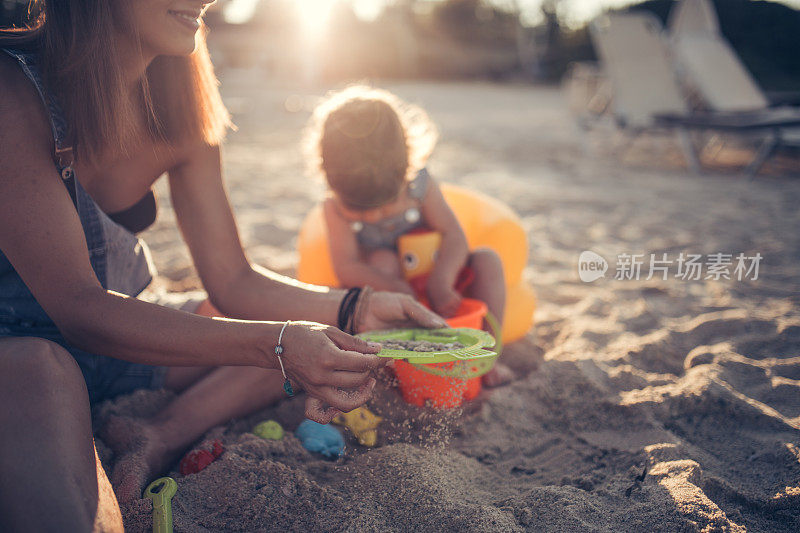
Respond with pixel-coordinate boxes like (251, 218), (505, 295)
(152, 505), (173, 533)
(144, 477), (177, 533)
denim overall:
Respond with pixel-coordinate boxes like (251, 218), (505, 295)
(352, 168), (430, 250)
(0, 49), (166, 403)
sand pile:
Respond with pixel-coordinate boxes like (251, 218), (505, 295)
(95, 79), (799, 532)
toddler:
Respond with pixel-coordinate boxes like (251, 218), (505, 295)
(306, 86), (511, 386)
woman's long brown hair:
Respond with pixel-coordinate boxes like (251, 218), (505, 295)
(0, 0), (230, 163)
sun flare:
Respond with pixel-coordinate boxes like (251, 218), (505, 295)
(295, 0), (337, 41)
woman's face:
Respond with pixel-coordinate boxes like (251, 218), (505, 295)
(126, 1), (216, 57)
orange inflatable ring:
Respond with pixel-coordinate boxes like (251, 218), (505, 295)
(296, 183), (535, 342)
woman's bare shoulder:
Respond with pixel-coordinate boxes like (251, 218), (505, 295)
(0, 53), (53, 152)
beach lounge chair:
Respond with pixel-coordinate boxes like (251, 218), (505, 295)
(667, 0), (800, 174)
(668, 0), (768, 112)
(668, 0), (719, 38)
(589, 11), (800, 176)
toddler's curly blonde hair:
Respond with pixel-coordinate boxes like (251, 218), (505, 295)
(305, 85), (438, 209)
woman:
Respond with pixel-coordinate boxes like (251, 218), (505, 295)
(0, 1), (445, 531)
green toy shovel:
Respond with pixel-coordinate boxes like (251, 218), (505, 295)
(144, 477), (177, 533)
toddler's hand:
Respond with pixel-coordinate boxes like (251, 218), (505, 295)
(428, 284), (462, 318)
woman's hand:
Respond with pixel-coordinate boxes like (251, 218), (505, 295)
(389, 279), (417, 297)
(278, 321), (386, 424)
(356, 291), (448, 333)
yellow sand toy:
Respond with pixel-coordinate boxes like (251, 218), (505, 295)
(297, 183), (536, 342)
(332, 406), (383, 447)
(252, 420), (284, 440)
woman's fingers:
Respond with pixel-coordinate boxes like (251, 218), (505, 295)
(312, 378), (377, 413)
(329, 370), (374, 389)
(323, 329), (387, 372)
(304, 397), (340, 424)
(304, 376), (377, 423)
(328, 349), (387, 373)
(326, 327), (381, 354)
(356, 292), (448, 332)
(279, 323), (387, 399)
(400, 296), (448, 328)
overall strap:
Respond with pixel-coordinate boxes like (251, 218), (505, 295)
(407, 167), (431, 201)
(1, 48), (77, 205)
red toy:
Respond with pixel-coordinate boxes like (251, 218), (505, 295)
(179, 439), (224, 476)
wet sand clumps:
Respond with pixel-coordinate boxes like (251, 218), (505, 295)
(381, 340), (465, 352)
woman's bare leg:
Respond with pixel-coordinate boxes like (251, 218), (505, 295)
(162, 366), (214, 392)
(159, 299), (219, 392)
(465, 248), (514, 387)
(102, 365), (289, 502)
(0, 337), (123, 533)
(157, 366), (288, 444)
(103, 297), (287, 503)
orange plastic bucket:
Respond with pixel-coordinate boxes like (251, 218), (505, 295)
(393, 298), (488, 408)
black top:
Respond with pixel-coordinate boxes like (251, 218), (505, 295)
(107, 189), (157, 234)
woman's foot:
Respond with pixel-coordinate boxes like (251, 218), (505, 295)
(482, 363), (515, 387)
(98, 416), (175, 504)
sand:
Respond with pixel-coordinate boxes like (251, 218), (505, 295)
(92, 75), (800, 532)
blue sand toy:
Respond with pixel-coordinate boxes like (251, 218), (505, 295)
(296, 419), (345, 458)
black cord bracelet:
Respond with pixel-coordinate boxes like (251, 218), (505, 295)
(342, 288), (360, 334)
(337, 287), (362, 334)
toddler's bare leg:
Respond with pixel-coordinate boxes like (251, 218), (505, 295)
(466, 248), (505, 328)
(465, 248), (514, 387)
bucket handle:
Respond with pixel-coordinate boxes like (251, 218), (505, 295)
(409, 310), (503, 378)
(484, 310), (503, 355)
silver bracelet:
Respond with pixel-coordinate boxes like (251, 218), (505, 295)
(275, 320), (294, 397)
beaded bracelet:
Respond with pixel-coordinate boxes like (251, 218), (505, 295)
(275, 320), (294, 397)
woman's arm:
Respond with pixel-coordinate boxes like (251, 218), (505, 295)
(0, 67), (392, 420)
(0, 67), (271, 369)
(322, 199), (413, 294)
(420, 177), (470, 316)
(165, 142), (445, 326)
(167, 143), (350, 322)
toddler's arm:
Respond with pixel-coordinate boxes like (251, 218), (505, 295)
(420, 178), (470, 316)
(323, 200), (414, 294)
